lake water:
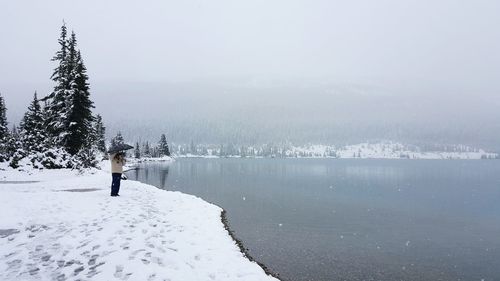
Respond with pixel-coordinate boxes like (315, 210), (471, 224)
(126, 158), (500, 281)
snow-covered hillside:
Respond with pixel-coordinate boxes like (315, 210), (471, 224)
(173, 141), (498, 160)
(325, 142), (497, 159)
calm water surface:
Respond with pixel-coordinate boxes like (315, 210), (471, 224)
(126, 158), (500, 281)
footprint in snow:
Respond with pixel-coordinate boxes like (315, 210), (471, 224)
(73, 266), (84, 276)
(6, 259), (22, 271)
(152, 256), (164, 266)
(114, 265), (124, 278)
(88, 254), (99, 265)
(27, 266), (40, 276)
(41, 254), (51, 262)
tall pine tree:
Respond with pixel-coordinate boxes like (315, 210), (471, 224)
(158, 134), (170, 156)
(44, 25), (95, 156)
(65, 48), (94, 155)
(44, 23), (70, 145)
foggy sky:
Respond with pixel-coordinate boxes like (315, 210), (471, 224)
(1, 1), (500, 149)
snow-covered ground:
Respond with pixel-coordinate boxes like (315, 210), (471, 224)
(0, 166), (277, 281)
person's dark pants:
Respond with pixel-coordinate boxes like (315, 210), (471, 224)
(111, 173), (122, 196)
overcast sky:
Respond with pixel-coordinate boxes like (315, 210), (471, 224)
(1, 0), (500, 148)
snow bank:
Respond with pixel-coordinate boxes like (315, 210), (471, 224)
(0, 161), (86, 182)
(0, 169), (278, 281)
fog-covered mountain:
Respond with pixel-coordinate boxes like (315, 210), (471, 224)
(90, 80), (499, 151)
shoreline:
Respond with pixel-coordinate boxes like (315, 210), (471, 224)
(123, 158), (283, 280)
(220, 210), (283, 281)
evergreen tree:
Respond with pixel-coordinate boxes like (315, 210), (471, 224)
(44, 23), (70, 145)
(74, 126), (98, 168)
(219, 144), (224, 157)
(11, 125), (19, 139)
(65, 40), (95, 155)
(0, 93), (7, 139)
(110, 132), (125, 148)
(94, 114), (106, 153)
(0, 93), (10, 162)
(66, 31), (78, 80)
(158, 134), (170, 156)
(144, 141), (151, 157)
(134, 142), (141, 159)
(19, 92), (46, 153)
(189, 140), (196, 155)
(44, 25), (95, 156)
(8, 125), (23, 168)
(13, 93), (74, 169)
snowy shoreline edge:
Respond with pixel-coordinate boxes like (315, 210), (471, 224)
(126, 157), (282, 280)
(0, 165), (280, 281)
(220, 209), (282, 280)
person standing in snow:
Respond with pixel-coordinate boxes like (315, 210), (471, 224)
(110, 152), (126, 196)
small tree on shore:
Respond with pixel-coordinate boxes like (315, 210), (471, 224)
(143, 141), (151, 158)
(158, 134), (170, 157)
(189, 140), (196, 155)
(94, 114), (106, 153)
(134, 142), (141, 159)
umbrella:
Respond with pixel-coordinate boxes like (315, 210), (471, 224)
(107, 143), (134, 154)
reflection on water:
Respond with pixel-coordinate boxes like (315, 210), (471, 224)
(132, 163), (170, 189)
(127, 158), (500, 281)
